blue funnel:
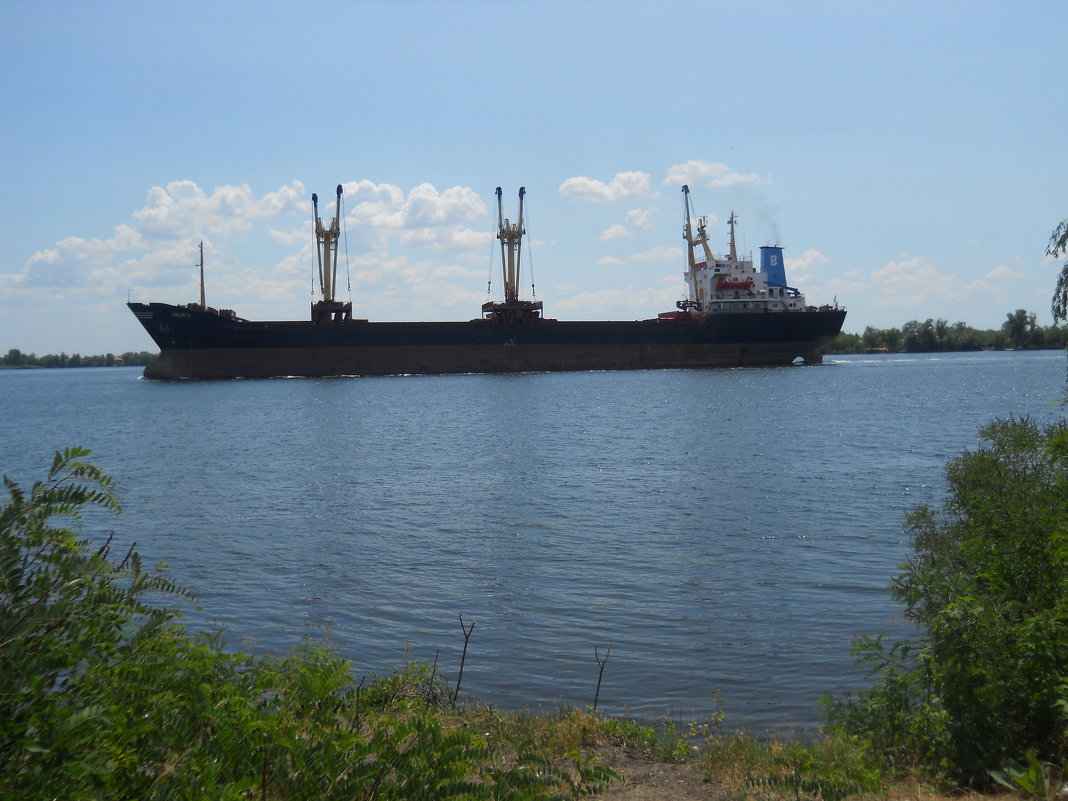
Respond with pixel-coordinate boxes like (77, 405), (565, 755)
(760, 246), (787, 287)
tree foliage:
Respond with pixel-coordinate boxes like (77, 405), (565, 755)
(1, 350), (158, 368)
(827, 418), (1068, 787)
(0, 449), (615, 799)
(1050, 219), (1068, 324)
(827, 314), (1068, 354)
(1002, 309), (1040, 349)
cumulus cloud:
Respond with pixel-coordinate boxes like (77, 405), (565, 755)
(345, 182), (475, 227)
(5, 178), (497, 323)
(960, 264), (1025, 300)
(399, 225), (493, 251)
(599, 224), (632, 241)
(631, 246), (684, 262)
(821, 274), (868, 297)
(663, 160), (771, 188)
(784, 249), (830, 283)
(868, 255), (1030, 310)
(430, 264), (483, 280)
(626, 208), (655, 230)
(134, 180), (306, 239)
(554, 282), (684, 315)
(596, 208), (657, 241)
(871, 254), (957, 307)
(9, 181), (308, 298)
(343, 180), (490, 252)
(984, 264), (1024, 281)
(558, 172), (652, 202)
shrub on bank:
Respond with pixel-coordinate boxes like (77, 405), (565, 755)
(826, 418), (1068, 788)
(0, 448), (614, 799)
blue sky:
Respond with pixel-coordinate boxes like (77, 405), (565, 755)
(2, 0), (1065, 355)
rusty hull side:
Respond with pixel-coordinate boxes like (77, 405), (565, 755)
(142, 340), (827, 379)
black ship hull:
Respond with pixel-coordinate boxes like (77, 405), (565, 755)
(128, 302), (846, 379)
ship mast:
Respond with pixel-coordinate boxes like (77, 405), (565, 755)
(310, 185), (353, 323)
(727, 212), (739, 262)
(198, 240), (206, 309)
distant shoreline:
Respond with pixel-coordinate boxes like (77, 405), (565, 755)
(1, 350), (158, 369)
(823, 344), (1066, 356)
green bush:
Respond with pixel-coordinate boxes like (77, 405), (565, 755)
(827, 418), (1068, 786)
(0, 448), (614, 799)
(704, 731), (882, 801)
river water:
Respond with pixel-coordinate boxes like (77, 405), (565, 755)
(1, 351), (1064, 732)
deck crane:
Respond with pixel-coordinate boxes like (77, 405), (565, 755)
(311, 184), (353, 323)
(482, 187), (544, 323)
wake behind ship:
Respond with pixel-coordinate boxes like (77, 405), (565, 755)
(128, 185), (846, 379)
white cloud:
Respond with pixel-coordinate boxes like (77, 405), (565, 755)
(664, 160), (772, 188)
(960, 264), (1025, 301)
(340, 181), (491, 255)
(133, 180), (306, 239)
(786, 249), (830, 271)
(984, 264), (1024, 280)
(269, 224), (312, 247)
(345, 181), (486, 230)
(8, 179), (494, 296)
(631, 246), (684, 262)
(599, 224), (632, 241)
(867, 254), (1030, 310)
(962, 279), (998, 298)
(871, 254), (957, 307)
(12, 181), (308, 296)
(597, 208), (656, 242)
(784, 249), (830, 283)
(554, 282), (684, 315)
(626, 208), (655, 230)
(664, 161), (729, 185)
(399, 225), (493, 251)
(406, 183), (485, 227)
(558, 172), (652, 202)
(430, 264), (483, 280)
(597, 256), (624, 265)
(821, 275), (867, 296)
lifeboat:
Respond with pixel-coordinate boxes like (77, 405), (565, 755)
(716, 277), (754, 290)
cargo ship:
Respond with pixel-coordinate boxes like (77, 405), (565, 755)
(128, 185), (845, 379)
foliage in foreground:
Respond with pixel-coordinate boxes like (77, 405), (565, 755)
(0, 448), (614, 800)
(827, 418), (1068, 788)
(703, 731), (883, 801)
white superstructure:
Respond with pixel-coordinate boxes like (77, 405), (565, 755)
(679, 185), (807, 315)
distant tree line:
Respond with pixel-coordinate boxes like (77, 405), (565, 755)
(1, 349), (158, 368)
(828, 309), (1068, 354)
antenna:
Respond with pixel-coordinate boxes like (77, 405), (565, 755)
(198, 241), (205, 309)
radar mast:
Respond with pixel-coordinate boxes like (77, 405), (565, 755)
(727, 212), (739, 262)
